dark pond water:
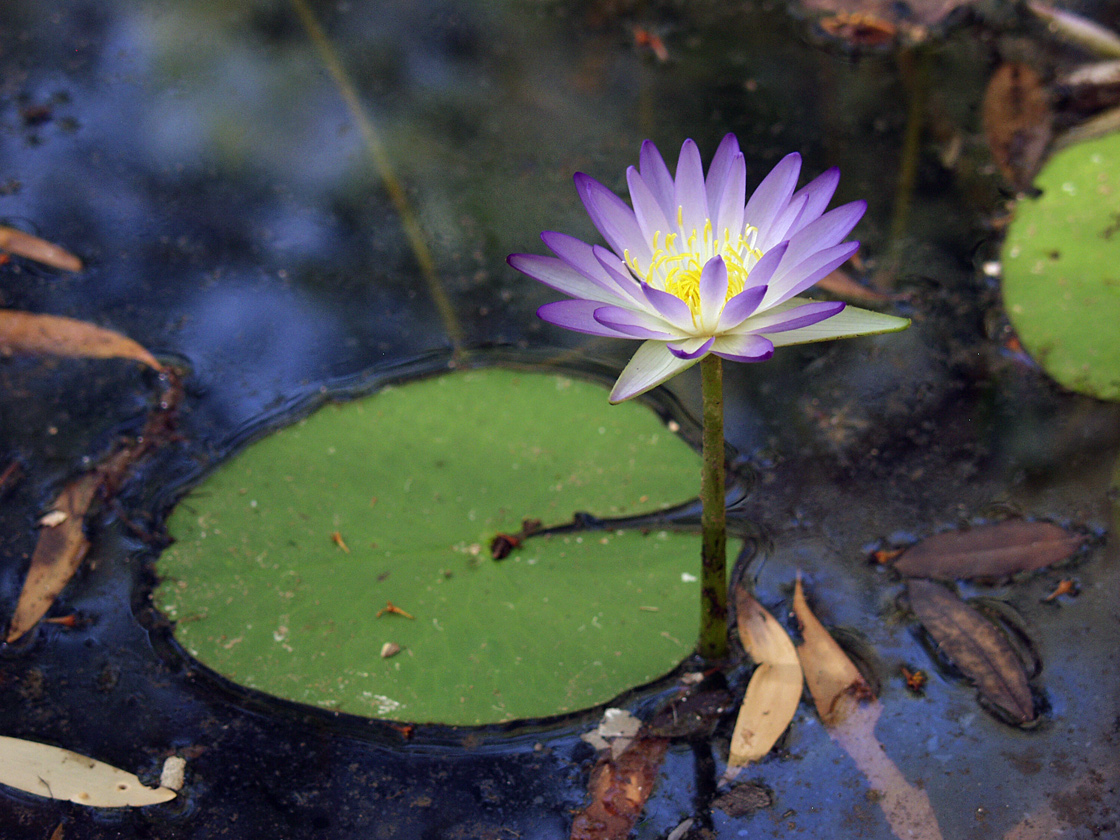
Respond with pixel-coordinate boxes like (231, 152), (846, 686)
(2, 1), (1119, 838)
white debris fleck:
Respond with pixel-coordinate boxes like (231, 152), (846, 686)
(38, 510), (68, 527)
(159, 755), (186, 791)
(681, 572), (698, 583)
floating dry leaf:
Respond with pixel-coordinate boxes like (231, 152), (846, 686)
(908, 579), (1036, 723)
(894, 520), (1082, 580)
(0, 736), (175, 807)
(6, 374), (182, 642)
(0, 309), (162, 371)
(0, 226), (82, 272)
(982, 63), (1053, 192)
(727, 586), (803, 767)
(792, 576), (873, 725)
(6, 471), (101, 642)
(794, 577), (945, 840)
(569, 733), (669, 840)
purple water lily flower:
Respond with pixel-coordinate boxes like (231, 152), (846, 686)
(509, 135), (909, 403)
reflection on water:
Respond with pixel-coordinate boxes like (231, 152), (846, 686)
(1, 1), (1118, 838)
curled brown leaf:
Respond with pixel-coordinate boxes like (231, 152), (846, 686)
(0, 309), (162, 371)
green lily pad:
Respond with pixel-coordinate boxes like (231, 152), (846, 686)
(1002, 132), (1120, 401)
(155, 368), (737, 725)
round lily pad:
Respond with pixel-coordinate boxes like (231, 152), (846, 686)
(155, 368), (737, 725)
(1002, 132), (1120, 401)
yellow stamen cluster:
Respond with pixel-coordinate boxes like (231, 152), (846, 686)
(625, 210), (761, 323)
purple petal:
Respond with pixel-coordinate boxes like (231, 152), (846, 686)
(786, 167), (840, 236)
(712, 333), (775, 362)
(756, 192), (807, 253)
(765, 241), (859, 307)
(699, 256), (728, 328)
(641, 283), (694, 330)
(718, 284), (767, 328)
(674, 140), (709, 234)
(574, 173), (649, 265)
(538, 299), (636, 338)
(667, 336), (714, 359)
(639, 140), (676, 219)
(744, 153), (801, 241)
(593, 305), (676, 339)
(508, 252), (625, 305)
(712, 152), (746, 238)
(705, 134), (741, 211)
(609, 339), (698, 403)
(540, 232), (643, 305)
(592, 244), (646, 305)
(781, 201), (865, 269)
(744, 241), (788, 290)
(627, 166), (673, 245)
(744, 300), (846, 334)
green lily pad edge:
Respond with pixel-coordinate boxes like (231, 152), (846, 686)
(1002, 132), (1120, 402)
(155, 367), (738, 725)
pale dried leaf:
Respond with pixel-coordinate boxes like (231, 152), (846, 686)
(908, 579), (1036, 723)
(0, 226), (82, 272)
(7, 472), (101, 642)
(792, 576), (872, 725)
(0, 309), (162, 371)
(816, 268), (895, 304)
(895, 520), (1082, 580)
(0, 736), (176, 807)
(727, 587), (803, 767)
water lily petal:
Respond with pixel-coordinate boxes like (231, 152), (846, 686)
(705, 133), (741, 212)
(699, 256), (729, 328)
(641, 283), (695, 331)
(627, 166), (673, 246)
(712, 152), (746, 240)
(787, 167), (840, 236)
(667, 336), (714, 359)
(674, 139), (709, 234)
(757, 192), (808, 253)
(782, 201), (866, 268)
(765, 240), (860, 307)
(746, 300), (845, 334)
(592, 245), (646, 305)
(574, 173), (650, 265)
(712, 333), (775, 362)
(507, 252), (624, 305)
(538, 299), (636, 337)
(719, 284), (768, 328)
(745, 153), (800, 245)
(610, 339), (699, 403)
(593, 305), (676, 339)
(762, 299), (910, 346)
(639, 140), (676, 219)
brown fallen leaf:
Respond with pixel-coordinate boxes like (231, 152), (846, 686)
(792, 576), (873, 725)
(569, 732), (669, 840)
(6, 373), (183, 642)
(794, 577), (945, 840)
(6, 471), (101, 642)
(800, 0), (974, 45)
(727, 586), (803, 767)
(982, 63), (1053, 192)
(0, 309), (162, 371)
(0, 226), (82, 272)
(907, 579), (1036, 723)
(894, 520), (1082, 580)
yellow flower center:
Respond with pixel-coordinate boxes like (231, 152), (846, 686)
(624, 209), (761, 323)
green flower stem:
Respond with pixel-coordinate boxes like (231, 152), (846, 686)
(697, 354), (728, 662)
